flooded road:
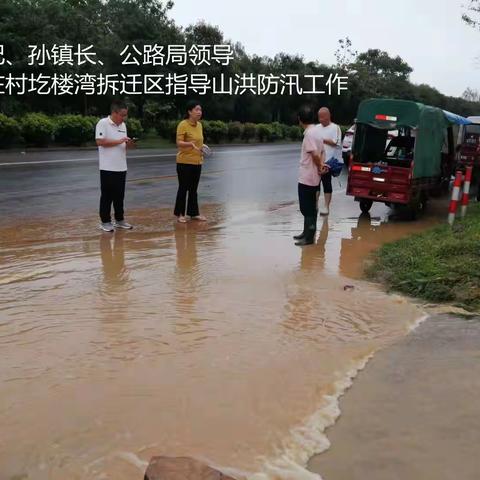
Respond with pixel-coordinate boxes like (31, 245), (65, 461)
(0, 145), (446, 479)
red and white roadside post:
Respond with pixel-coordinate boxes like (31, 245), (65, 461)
(460, 166), (473, 219)
(448, 171), (463, 225)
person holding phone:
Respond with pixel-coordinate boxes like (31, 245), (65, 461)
(95, 100), (135, 232)
(174, 101), (208, 223)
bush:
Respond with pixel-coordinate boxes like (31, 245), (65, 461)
(126, 118), (144, 139)
(53, 114), (98, 146)
(279, 123), (291, 141)
(85, 116), (101, 127)
(227, 121), (243, 142)
(20, 113), (55, 147)
(287, 125), (303, 141)
(155, 120), (177, 143)
(203, 120), (228, 144)
(243, 122), (257, 143)
(200, 120), (210, 142)
(270, 122), (284, 141)
(0, 114), (22, 148)
(257, 123), (274, 142)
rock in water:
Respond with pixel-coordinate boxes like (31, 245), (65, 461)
(144, 456), (236, 480)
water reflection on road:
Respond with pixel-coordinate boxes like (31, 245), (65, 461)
(0, 199), (440, 480)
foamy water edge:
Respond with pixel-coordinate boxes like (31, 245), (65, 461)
(245, 309), (430, 480)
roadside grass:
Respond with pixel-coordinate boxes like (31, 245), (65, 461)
(366, 203), (480, 311)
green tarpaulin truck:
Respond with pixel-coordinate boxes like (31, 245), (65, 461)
(347, 98), (470, 217)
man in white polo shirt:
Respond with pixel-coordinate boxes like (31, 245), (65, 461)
(95, 100), (134, 232)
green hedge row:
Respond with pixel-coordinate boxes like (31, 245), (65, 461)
(0, 112), (305, 148)
(156, 119), (303, 144)
(0, 113), (144, 147)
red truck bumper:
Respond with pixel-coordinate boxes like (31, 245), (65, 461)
(347, 163), (411, 205)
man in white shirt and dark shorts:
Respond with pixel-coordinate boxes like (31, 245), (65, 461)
(316, 107), (343, 216)
(95, 100), (135, 232)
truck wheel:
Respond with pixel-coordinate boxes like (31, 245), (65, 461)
(420, 193), (428, 212)
(359, 199), (373, 213)
(407, 193), (427, 220)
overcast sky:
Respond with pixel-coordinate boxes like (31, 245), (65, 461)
(169, 0), (480, 98)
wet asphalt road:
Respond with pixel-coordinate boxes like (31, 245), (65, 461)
(0, 144), (324, 221)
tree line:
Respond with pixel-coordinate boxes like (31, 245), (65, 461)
(0, 0), (479, 127)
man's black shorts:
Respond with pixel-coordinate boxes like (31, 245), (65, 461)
(317, 172), (333, 194)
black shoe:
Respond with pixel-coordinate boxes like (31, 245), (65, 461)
(295, 237), (314, 246)
(294, 218), (309, 240)
(295, 216), (316, 246)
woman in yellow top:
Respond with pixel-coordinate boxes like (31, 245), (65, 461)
(174, 101), (208, 223)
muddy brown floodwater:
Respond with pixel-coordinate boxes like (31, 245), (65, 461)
(0, 200), (443, 480)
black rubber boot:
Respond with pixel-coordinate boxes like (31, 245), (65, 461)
(293, 218), (308, 240)
(295, 216), (316, 246)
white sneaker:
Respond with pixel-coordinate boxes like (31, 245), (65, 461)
(320, 207), (330, 216)
(114, 220), (133, 229)
(100, 222), (114, 232)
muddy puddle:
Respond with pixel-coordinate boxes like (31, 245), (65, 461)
(0, 200), (444, 480)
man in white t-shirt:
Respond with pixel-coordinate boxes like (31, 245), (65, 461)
(95, 100), (135, 232)
(316, 107), (343, 216)
(294, 105), (326, 246)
